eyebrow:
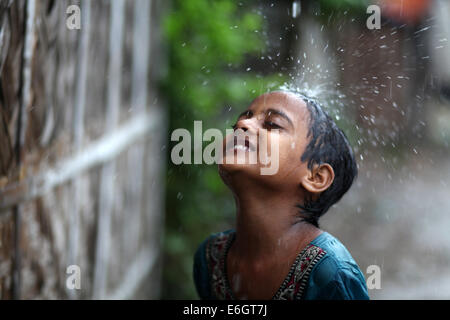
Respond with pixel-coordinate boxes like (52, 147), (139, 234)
(237, 109), (253, 120)
(266, 108), (294, 128)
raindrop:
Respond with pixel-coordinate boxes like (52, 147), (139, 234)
(292, 1), (301, 18)
(414, 26), (431, 34)
(177, 192), (183, 200)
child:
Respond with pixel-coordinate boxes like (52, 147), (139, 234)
(193, 91), (369, 300)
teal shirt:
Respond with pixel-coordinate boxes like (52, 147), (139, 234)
(193, 229), (369, 300)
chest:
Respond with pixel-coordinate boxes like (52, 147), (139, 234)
(226, 258), (294, 300)
(205, 232), (327, 300)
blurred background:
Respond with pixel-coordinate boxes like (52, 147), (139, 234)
(0, 0), (449, 299)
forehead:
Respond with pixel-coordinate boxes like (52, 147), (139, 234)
(249, 91), (310, 123)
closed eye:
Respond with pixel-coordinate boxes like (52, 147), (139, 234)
(264, 121), (282, 130)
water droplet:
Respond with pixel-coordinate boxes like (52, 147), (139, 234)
(292, 1), (301, 18)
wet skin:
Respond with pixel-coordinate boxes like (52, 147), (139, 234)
(218, 91), (334, 300)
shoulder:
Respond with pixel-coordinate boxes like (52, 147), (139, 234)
(304, 260), (370, 300)
(303, 232), (370, 300)
(193, 229), (235, 300)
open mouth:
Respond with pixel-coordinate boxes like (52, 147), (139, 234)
(231, 135), (256, 152)
(233, 144), (250, 152)
(224, 134), (257, 153)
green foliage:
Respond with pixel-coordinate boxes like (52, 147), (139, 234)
(164, 0), (264, 124)
(161, 0), (284, 299)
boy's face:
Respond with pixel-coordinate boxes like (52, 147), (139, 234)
(219, 91), (312, 192)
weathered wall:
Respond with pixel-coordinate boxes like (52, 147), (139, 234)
(0, 0), (167, 299)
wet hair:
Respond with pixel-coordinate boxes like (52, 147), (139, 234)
(288, 92), (358, 227)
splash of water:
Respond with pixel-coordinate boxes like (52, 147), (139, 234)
(277, 80), (347, 123)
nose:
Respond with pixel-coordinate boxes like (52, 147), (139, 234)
(234, 117), (258, 133)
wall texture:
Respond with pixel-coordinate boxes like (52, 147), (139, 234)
(0, 0), (167, 299)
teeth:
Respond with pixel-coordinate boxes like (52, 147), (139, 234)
(233, 145), (249, 151)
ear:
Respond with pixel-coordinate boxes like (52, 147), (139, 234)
(301, 163), (335, 194)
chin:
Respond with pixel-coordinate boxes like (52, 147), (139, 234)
(218, 161), (258, 177)
(218, 160), (274, 190)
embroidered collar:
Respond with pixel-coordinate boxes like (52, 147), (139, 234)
(206, 231), (327, 300)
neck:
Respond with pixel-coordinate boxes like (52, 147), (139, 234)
(231, 184), (321, 261)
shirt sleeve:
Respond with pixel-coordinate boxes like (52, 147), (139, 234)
(304, 257), (370, 300)
(193, 236), (212, 300)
